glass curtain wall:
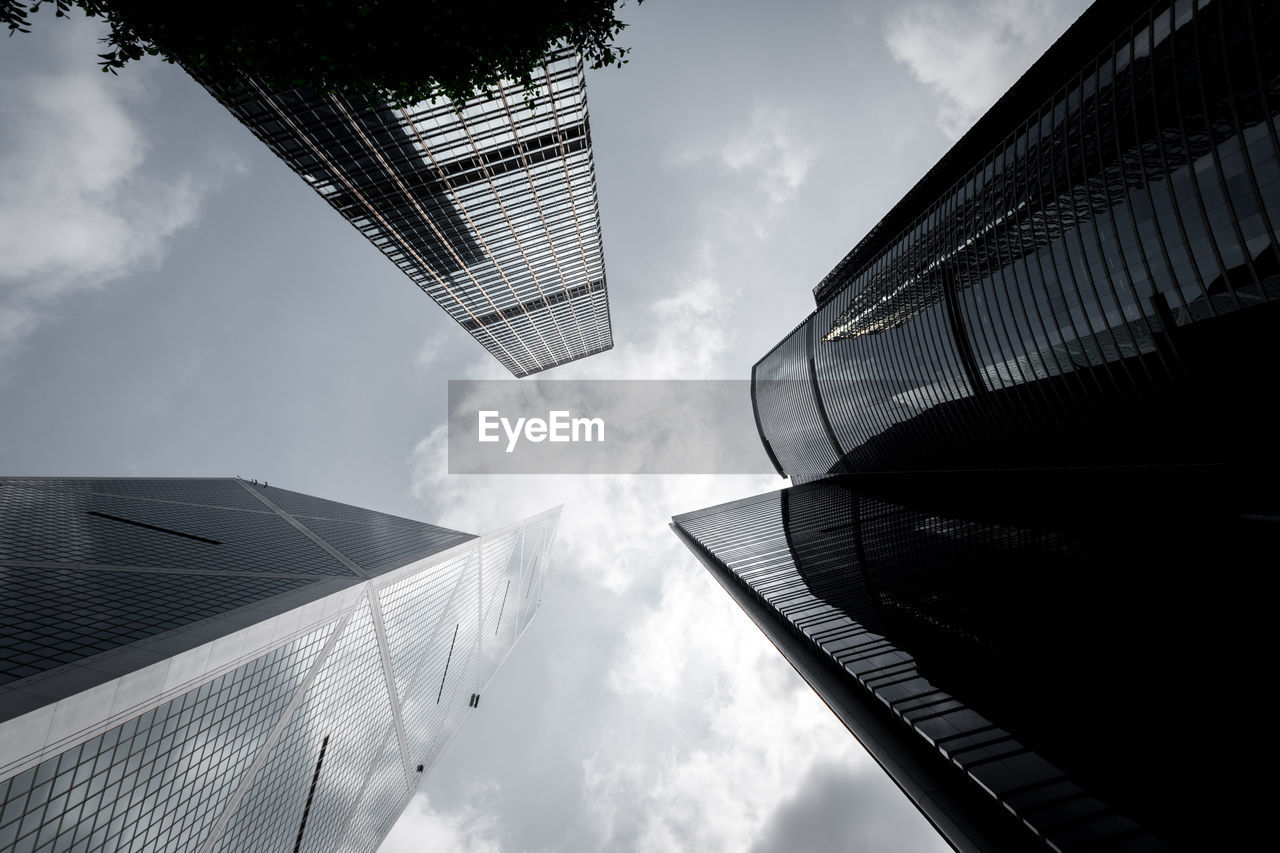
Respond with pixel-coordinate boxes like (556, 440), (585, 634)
(756, 0), (1280, 478)
(206, 49), (612, 377)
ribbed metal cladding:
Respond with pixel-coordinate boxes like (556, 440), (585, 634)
(754, 0), (1280, 480)
(671, 476), (1232, 851)
(202, 49), (612, 377)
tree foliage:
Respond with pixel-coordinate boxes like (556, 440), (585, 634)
(3, 0), (642, 105)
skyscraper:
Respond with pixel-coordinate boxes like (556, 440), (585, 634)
(753, 0), (1280, 481)
(0, 477), (558, 852)
(677, 0), (1277, 849)
(674, 469), (1268, 852)
(200, 48), (612, 377)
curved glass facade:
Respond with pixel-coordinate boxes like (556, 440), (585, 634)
(756, 0), (1280, 479)
(752, 317), (845, 480)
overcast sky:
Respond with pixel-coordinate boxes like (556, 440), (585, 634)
(0, 1), (1091, 850)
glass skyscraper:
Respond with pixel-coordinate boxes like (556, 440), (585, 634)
(677, 0), (1276, 849)
(674, 469), (1268, 851)
(0, 477), (558, 852)
(754, 0), (1280, 481)
(201, 49), (612, 377)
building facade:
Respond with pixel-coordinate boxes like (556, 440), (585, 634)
(0, 477), (558, 852)
(679, 0), (1276, 849)
(673, 471), (1265, 852)
(203, 49), (612, 377)
(754, 0), (1280, 480)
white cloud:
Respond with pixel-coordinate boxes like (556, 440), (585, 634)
(415, 337), (445, 371)
(380, 794), (506, 853)
(408, 424), (816, 852)
(0, 15), (235, 374)
(718, 104), (815, 207)
(408, 423), (869, 850)
(591, 564), (871, 853)
(673, 102), (816, 237)
(884, 0), (1091, 139)
(408, 274), (768, 591)
(580, 273), (733, 381)
(411, 428), (772, 595)
(404, 272), (876, 851)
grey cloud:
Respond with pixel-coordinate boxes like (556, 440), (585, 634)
(884, 0), (1092, 139)
(750, 762), (952, 853)
(0, 13), (235, 377)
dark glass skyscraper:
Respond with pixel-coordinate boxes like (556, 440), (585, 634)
(754, 0), (1280, 481)
(200, 49), (612, 377)
(0, 477), (558, 852)
(677, 0), (1277, 849)
(674, 469), (1269, 851)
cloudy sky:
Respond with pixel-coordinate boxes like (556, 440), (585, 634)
(0, 1), (1091, 850)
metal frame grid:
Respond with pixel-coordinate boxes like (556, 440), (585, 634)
(208, 49), (612, 377)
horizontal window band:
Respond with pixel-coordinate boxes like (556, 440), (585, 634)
(459, 280), (604, 331)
